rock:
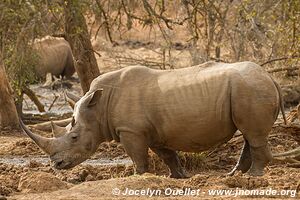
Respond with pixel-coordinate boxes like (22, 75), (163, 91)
(18, 171), (72, 193)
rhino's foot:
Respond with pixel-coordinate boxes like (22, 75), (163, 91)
(247, 168), (264, 176)
(170, 171), (189, 179)
(135, 165), (149, 175)
(246, 157), (266, 177)
(150, 147), (188, 179)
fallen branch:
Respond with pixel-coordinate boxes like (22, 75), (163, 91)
(273, 147), (300, 158)
(29, 118), (72, 132)
(279, 123), (300, 130)
(272, 147), (300, 167)
(23, 86), (45, 112)
(269, 133), (291, 138)
(22, 112), (72, 124)
(287, 163), (300, 168)
(272, 157), (300, 166)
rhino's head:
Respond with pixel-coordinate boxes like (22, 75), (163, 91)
(20, 89), (104, 169)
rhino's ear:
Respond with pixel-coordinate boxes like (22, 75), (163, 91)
(87, 89), (103, 107)
(51, 121), (66, 138)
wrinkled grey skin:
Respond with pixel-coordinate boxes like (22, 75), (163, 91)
(33, 36), (75, 79)
(21, 61), (287, 178)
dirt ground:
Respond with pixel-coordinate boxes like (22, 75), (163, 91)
(1, 40), (300, 200)
(0, 121), (299, 199)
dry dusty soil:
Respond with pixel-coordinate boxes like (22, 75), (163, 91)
(0, 123), (299, 200)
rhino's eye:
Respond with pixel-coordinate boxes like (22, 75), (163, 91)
(70, 133), (79, 142)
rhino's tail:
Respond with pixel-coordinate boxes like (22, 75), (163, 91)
(271, 78), (287, 125)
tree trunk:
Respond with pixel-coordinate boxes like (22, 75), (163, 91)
(0, 63), (19, 130)
(64, 0), (100, 94)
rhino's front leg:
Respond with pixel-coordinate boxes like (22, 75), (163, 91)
(119, 131), (149, 174)
(151, 147), (188, 179)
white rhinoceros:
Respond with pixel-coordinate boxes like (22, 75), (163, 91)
(20, 61), (286, 178)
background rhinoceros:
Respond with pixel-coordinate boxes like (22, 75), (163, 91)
(33, 36), (75, 79)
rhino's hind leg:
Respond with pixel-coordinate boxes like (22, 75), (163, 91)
(228, 139), (252, 176)
(247, 143), (272, 176)
(151, 147), (188, 179)
(119, 132), (149, 175)
(238, 130), (272, 176)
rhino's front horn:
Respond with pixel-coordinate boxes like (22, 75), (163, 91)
(19, 119), (55, 155)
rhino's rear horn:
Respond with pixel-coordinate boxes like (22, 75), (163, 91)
(51, 121), (66, 138)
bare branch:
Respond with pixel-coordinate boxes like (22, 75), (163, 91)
(261, 55), (300, 66)
(48, 94), (59, 112)
(95, 0), (114, 44)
